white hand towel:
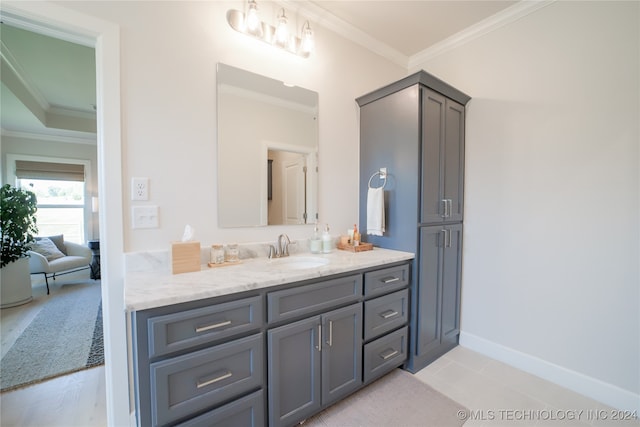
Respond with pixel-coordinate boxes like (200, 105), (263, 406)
(367, 187), (385, 236)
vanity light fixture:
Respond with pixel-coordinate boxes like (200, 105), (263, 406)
(226, 0), (314, 58)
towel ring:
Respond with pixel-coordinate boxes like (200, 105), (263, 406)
(368, 168), (387, 189)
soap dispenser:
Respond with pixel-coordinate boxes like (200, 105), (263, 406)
(322, 224), (332, 253)
(310, 223), (322, 254)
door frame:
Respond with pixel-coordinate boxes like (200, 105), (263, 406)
(1, 2), (128, 426)
(260, 140), (317, 225)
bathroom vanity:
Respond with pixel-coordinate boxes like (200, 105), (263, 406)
(126, 248), (413, 427)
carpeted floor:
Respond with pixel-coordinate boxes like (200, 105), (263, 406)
(0, 283), (104, 391)
(304, 368), (468, 427)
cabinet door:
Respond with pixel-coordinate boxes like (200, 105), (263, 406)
(420, 87), (446, 224)
(420, 89), (465, 224)
(416, 225), (462, 357)
(416, 226), (443, 355)
(321, 303), (362, 406)
(268, 317), (321, 427)
(441, 224), (462, 341)
(443, 100), (465, 223)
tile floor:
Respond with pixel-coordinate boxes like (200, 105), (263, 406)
(414, 346), (639, 427)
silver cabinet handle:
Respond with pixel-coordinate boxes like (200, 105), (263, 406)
(327, 320), (333, 347)
(196, 370), (232, 388)
(448, 199), (453, 218)
(382, 277), (400, 284)
(195, 320), (231, 333)
(441, 199), (447, 217)
(380, 349), (399, 360)
(380, 310), (399, 319)
(317, 324), (322, 352)
(441, 228), (452, 248)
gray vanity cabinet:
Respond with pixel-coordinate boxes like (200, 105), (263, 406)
(131, 261), (411, 427)
(267, 303), (362, 427)
(357, 70), (470, 373)
(132, 295), (265, 427)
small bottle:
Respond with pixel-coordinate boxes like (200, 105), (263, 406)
(353, 224), (360, 247)
(322, 224), (332, 253)
(225, 243), (239, 263)
(310, 223), (322, 254)
(211, 244), (225, 264)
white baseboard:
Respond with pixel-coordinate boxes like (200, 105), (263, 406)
(459, 331), (640, 413)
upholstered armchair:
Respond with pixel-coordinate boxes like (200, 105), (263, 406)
(28, 235), (92, 294)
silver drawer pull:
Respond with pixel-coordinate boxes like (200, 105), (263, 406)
(382, 277), (400, 284)
(196, 371), (232, 389)
(380, 310), (399, 319)
(380, 349), (399, 360)
(195, 320), (231, 333)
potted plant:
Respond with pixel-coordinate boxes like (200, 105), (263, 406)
(1, 184), (38, 308)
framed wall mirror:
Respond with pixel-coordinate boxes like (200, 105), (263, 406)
(217, 63), (319, 227)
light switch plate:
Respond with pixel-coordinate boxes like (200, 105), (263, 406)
(132, 205), (159, 229)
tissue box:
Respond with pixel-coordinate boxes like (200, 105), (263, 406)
(171, 241), (201, 274)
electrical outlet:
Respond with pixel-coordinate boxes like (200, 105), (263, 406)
(132, 177), (149, 201)
(132, 205), (159, 229)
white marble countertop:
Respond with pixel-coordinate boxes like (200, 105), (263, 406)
(125, 248), (414, 311)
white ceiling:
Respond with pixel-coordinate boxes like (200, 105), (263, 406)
(307, 0), (517, 57)
(0, 1), (543, 143)
(0, 23), (97, 143)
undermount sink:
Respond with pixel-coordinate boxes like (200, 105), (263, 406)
(268, 256), (330, 270)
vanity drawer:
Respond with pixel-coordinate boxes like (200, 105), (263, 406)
(364, 264), (409, 297)
(363, 326), (408, 383)
(148, 295), (262, 358)
(150, 333), (263, 427)
(267, 274), (361, 323)
(364, 289), (409, 341)
(176, 389), (264, 427)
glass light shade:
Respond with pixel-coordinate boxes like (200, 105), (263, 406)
(301, 25), (314, 53)
(246, 1), (260, 32)
(275, 11), (289, 44)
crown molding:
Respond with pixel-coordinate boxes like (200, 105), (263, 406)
(279, 0), (409, 68)
(1, 128), (97, 145)
(285, 0), (555, 71)
(1, 40), (50, 112)
(408, 0), (556, 69)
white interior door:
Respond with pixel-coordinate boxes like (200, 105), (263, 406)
(283, 155), (306, 224)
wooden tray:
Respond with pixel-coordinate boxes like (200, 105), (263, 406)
(207, 260), (242, 268)
(337, 242), (374, 252)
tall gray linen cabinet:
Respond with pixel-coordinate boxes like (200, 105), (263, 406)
(356, 71), (470, 372)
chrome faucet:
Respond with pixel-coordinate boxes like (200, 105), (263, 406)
(278, 234), (291, 257)
(268, 234), (293, 259)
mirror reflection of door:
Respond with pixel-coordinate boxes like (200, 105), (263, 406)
(268, 150), (307, 225)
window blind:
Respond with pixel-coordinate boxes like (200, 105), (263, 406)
(15, 161), (85, 182)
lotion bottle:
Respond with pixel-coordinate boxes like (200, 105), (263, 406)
(310, 223), (322, 254)
(322, 224), (332, 253)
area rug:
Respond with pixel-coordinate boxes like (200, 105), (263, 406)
(304, 368), (468, 427)
(0, 283), (104, 392)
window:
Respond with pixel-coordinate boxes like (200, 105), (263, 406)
(15, 161), (87, 244)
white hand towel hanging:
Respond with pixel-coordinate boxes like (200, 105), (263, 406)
(367, 186), (385, 236)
